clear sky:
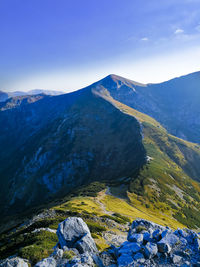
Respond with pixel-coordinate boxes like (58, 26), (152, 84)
(1, 0), (200, 92)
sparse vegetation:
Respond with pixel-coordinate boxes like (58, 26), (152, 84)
(63, 250), (76, 260)
(136, 225), (147, 233)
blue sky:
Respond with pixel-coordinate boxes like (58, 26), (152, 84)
(1, 0), (200, 92)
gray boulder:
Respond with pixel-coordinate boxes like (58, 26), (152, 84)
(0, 257), (29, 267)
(172, 254), (182, 264)
(35, 257), (56, 267)
(118, 242), (141, 255)
(68, 252), (95, 267)
(131, 219), (165, 233)
(143, 231), (152, 242)
(57, 217), (98, 254)
(158, 233), (179, 248)
(144, 242), (158, 259)
(76, 234), (98, 254)
(57, 217), (90, 247)
(128, 233), (143, 243)
(51, 248), (64, 259)
(117, 254), (134, 267)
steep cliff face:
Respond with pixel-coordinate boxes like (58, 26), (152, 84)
(0, 89), (146, 217)
(93, 72), (200, 143)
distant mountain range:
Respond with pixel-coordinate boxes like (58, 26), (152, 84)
(0, 89), (64, 102)
(0, 71), (200, 232)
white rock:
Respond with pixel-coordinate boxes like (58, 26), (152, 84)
(128, 233), (143, 243)
(57, 217), (91, 248)
(35, 257), (56, 267)
(57, 217), (97, 254)
(144, 242), (158, 258)
(0, 257), (28, 267)
(172, 255), (182, 264)
(51, 248), (64, 259)
(158, 233), (179, 247)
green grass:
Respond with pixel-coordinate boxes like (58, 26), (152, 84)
(86, 221), (107, 234)
(63, 250), (76, 260)
(0, 230), (58, 265)
(107, 97), (200, 228)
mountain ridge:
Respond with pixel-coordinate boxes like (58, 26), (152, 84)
(91, 71), (200, 144)
(1, 72), (200, 264)
(0, 73), (200, 229)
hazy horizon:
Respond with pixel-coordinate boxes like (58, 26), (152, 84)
(2, 69), (200, 94)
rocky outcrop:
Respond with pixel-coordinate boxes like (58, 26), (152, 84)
(33, 217), (200, 266)
(35, 257), (57, 267)
(57, 217), (98, 254)
(106, 219), (200, 266)
(3, 217), (200, 266)
(0, 256), (29, 267)
(53, 217), (100, 266)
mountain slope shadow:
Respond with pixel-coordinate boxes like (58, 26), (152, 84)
(0, 89), (146, 218)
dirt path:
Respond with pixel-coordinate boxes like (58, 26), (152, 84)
(95, 188), (113, 215)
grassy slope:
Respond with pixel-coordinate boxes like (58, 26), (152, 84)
(109, 98), (200, 229)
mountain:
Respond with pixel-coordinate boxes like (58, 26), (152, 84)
(0, 89), (145, 218)
(0, 72), (200, 264)
(0, 71), (200, 230)
(93, 72), (200, 143)
(0, 89), (65, 102)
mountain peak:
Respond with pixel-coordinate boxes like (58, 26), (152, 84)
(102, 74), (146, 87)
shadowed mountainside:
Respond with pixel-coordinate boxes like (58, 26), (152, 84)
(0, 88), (146, 217)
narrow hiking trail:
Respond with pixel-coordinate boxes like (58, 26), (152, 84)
(95, 187), (113, 215)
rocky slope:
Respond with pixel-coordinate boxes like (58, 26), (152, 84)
(2, 216), (200, 266)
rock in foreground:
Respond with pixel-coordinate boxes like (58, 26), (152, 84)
(0, 256), (29, 267)
(2, 217), (200, 266)
(57, 217), (98, 254)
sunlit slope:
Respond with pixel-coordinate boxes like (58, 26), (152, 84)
(94, 89), (200, 229)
